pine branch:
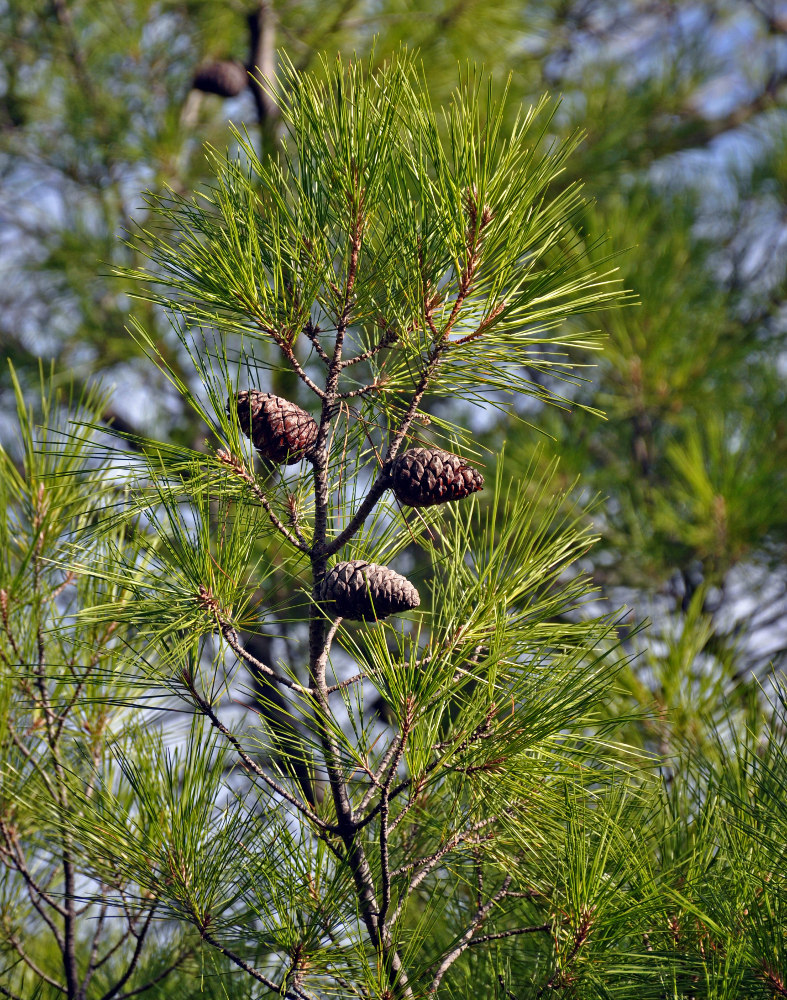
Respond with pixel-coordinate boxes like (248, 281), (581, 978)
(112, 947), (195, 1000)
(0, 984), (26, 1000)
(325, 344), (444, 558)
(182, 670), (336, 835)
(324, 472), (392, 556)
(324, 671), (366, 695)
(357, 703), (495, 833)
(302, 320), (331, 364)
(247, 2), (278, 126)
(220, 622), (312, 695)
(92, 921), (134, 971)
(216, 450), (311, 554)
(336, 380), (384, 400)
(536, 907), (594, 997)
(55, 622), (116, 742)
(97, 904), (158, 1000)
(763, 966), (787, 999)
(0, 590), (22, 662)
(378, 702), (412, 928)
(356, 754), (445, 832)
(339, 325), (398, 368)
(305, 205), (416, 997)
(30, 538), (80, 1000)
(357, 733), (402, 814)
(389, 818), (498, 883)
(1, 927), (67, 993)
(450, 301), (507, 348)
(468, 925), (551, 945)
(242, 629), (318, 808)
(0, 818), (68, 932)
(197, 924), (298, 998)
(385, 819), (498, 934)
(245, 305), (326, 397)
(80, 899), (110, 996)
(428, 875), (513, 992)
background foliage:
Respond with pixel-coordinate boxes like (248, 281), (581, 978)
(1, 0), (786, 997)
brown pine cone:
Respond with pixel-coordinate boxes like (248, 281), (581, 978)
(229, 390), (319, 464)
(319, 561), (420, 621)
(192, 61), (248, 97)
(391, 448), (484, 507)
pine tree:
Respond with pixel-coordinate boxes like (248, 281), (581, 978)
(5, 54), (644, 997)
(2, 5), (787, 997)
(3, 2), (784, 721)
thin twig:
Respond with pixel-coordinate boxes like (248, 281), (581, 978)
(324, 473), (392, 556)
(387, 787), (424, 834)
(221, 624), (312, 695)
(216, 450), (311, 554)
(474, 847), (484, 911)
(250, 316), (326, 398)
(98, 904), (157, 1000)
(468, 925), (551, 945)
(356, 753), (448, 832)
(428, 875), (512, 992)
(0, 817), (65, 924)
(184, 672), (336, 834)
(200, 923), (298, 997)
(325, 335), (447, 559)
(385, 821), (497, 934)
(92, 922), (134, 969)
(285, 492), (309, 548)
(497, 973), (519, 1000)
(337, 380), (383, 400)
(80, 899), (110, 996)
(31, 525), (80, 1000)
(357, 733), (401, 814)
(535, 907), (594, 997)
(339, 325), (398, 368)
(390, 818), (498, 883)
(113, 947), (195, 999)
(56, 624), (117, 741)
(1, 929), (67, 993)
(378, 702), (412, 927)
(449, 301), (507, 347)
(0, 983), (26, 1000)
(324, 671), (366, 695)
(0, 589), (21, 662)
(302, 319), (331, 364)
(0, 831), (67, 940)
(763, 966), (787, 998)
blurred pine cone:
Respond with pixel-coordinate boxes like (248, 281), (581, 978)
(319, 561), (420, 621)
(229, 390), (319, 464)
(391, 448), (483, 507)
(192, 61), (248, 97)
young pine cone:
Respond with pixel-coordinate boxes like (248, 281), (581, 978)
(192, 61), (248, 97)
(391, 448), (484, 507)
(229, 390), (319, 464)
(319, 561), (420, 621)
